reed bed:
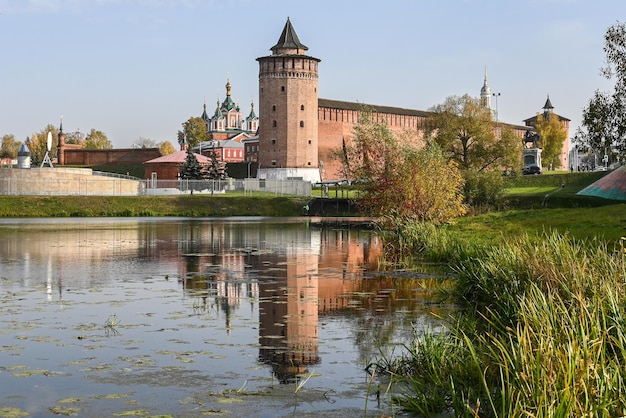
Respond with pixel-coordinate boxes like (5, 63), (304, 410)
(377, 219), (626, 417)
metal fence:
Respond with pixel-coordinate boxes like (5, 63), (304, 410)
(144, 178), (312, 197)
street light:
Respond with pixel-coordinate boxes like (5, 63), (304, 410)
(492, 92), (501, 123)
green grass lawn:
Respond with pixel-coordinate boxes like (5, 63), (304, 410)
(454, 171), (625, 245)
(0, 195), (308, 218)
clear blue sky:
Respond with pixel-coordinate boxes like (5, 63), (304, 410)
(0, 0), (620, 148)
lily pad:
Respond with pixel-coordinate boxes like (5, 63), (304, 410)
(0, 407), (30, 417)
(48, 406), (80, 416)
(214, 397), (244, 404)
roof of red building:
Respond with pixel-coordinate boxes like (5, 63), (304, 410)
(143, 150), (210, 164)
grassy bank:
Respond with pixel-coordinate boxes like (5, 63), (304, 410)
(374, 220), (626, 417)
(371, 171), (626, 417)
(0, 195), (308, 217)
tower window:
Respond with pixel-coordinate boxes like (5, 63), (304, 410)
(281, 86), (285, 92)
(272, 120), (277, 127)
(271, 160), (276, 166)
(271, 139), (276, 145)
(300, 104), (304, 111)
(308, 162), (311, 166)
(300, 121), (304, 128)
(308, 140), (311, 144)
(272, 105), (276, 111)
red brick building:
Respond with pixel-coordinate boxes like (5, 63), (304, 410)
(252, 19), (569, 181)
(143, 145), (211, 183)
(256, 17), (321, 182)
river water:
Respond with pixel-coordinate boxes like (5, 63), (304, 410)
(0, 217), (450, 417)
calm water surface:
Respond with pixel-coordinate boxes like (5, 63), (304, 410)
(0, 217), (450, 417)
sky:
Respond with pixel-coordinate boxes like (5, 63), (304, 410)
(0, 0), (621, 148)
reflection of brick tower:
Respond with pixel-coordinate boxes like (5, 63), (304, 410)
(256, 18), (321, 183)
(257, 228), (320, 383)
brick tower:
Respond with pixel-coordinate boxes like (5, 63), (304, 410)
(256, 18), (321, 182)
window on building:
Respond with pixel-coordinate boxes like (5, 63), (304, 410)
(272, 120), (277, 127)
(271, 139), (276, 145)
(300, 121), (304, 128)
(301, 104), (304, 111)
(271, 160), (276, 166)
(308, 140), (311, 145)
(272, 105), (276, 111)
(281, 86), (285, 92)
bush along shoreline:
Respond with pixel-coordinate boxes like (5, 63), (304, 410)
(374, 218), (626, 417)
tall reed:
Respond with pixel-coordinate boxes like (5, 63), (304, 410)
(378, 223), (626, 417)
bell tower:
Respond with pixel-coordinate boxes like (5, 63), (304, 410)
(256, 18), (321, 182)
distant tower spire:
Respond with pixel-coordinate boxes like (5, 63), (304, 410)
(480, 67), (492, 109)
(226, 79), (232, 98)
(543, 94), (554, 114)
(57, 115), (66, 166)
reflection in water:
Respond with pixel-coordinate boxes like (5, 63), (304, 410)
(176, 221), (384, 382)
(0, 218), (449, 416)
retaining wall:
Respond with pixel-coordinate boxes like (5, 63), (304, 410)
(0, 168), (142, 196)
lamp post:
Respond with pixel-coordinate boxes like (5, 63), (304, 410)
(492, 92), (501, 123)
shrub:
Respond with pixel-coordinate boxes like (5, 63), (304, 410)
(462, 169), (506, 208)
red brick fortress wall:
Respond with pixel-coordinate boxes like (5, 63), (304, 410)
(61, 148), (161, 166)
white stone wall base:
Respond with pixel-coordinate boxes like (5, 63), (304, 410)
(257, 168), (321, 183)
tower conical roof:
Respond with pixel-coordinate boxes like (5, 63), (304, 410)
(18, 143), (30, 156)
(246, 101), (257, 120)
(271, 17), (308, 54)
(543, 95), (554, 111)
(201, 100), (209, 122)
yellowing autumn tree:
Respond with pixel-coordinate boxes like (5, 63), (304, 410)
(28, 124), (59, 165)
(84, 129), (112, 149)
(342, 109), (466, 223)
(425, 94), (521, 172)
(0, 134), (20, 159)
(534, 112), (567, 169)
(159, 140), (176, 156)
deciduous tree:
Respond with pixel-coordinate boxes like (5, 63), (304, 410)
(0, 134), (20, 159)
(133, 137), (157, 148)
(84, 129), (112, 149)
(534, 112), (567, 169)
(342, 108), (466, 223)
(425, 94), (521, 172)
(159, 140), (176, 156)
(179, 117), (210, 149)
(28, 124), (59, 165)
(64, 131), (84, 145)
(576, 21), (626, 159)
